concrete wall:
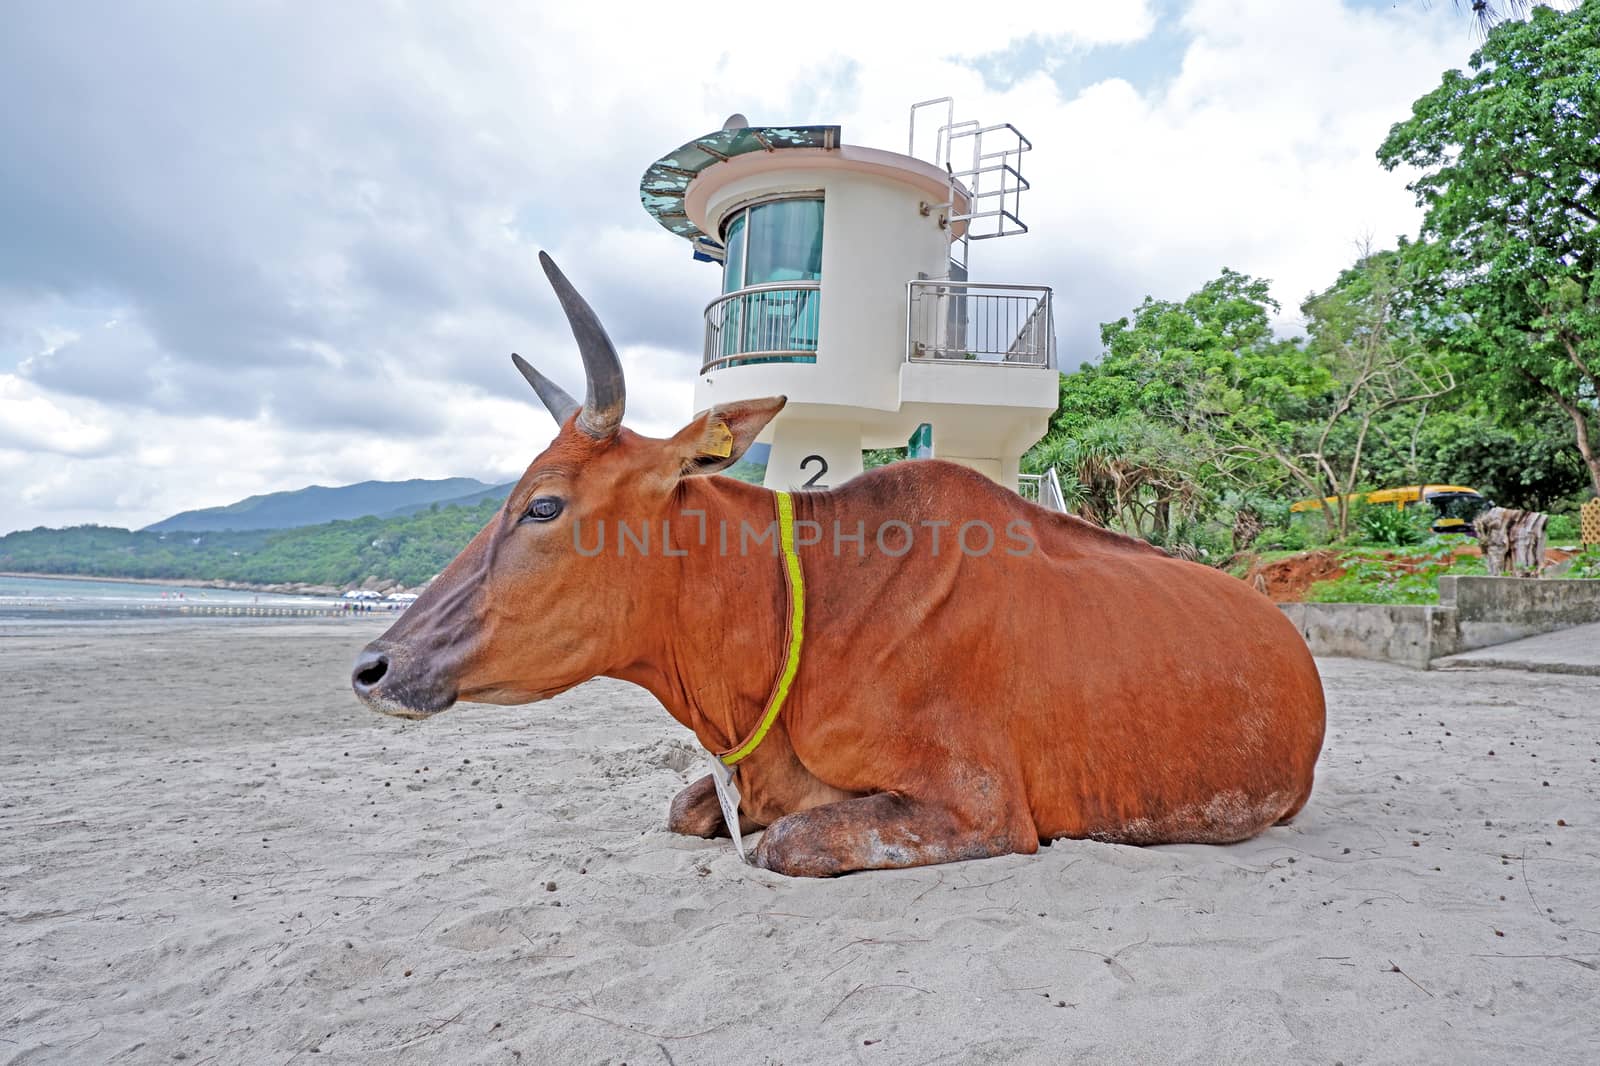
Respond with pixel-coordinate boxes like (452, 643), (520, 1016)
(1280, 577), (1600, 669)
(1441, 575), (1600, 651)
(1279, 602), (1460, 670)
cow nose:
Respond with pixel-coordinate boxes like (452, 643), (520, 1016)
(352, 647), (390, 697)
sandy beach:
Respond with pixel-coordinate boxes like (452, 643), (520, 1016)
(1, 618), (1596, 1064)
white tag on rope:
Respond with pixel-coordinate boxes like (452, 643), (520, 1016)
(705, 751), (747, 863)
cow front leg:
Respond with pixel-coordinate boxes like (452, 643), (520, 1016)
(752, 790), (1037, 877)
(666, 774), (729, 838)
(665, 774), (767, 838)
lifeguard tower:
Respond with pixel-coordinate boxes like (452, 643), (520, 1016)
(640, 98), (1059, 493)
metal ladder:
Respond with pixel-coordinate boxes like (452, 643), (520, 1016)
(908, 97), (1033, 276)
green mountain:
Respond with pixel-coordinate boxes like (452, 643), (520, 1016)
(2, 496), (507, 589)
(143, 477), (495, 533)
(379, 481), (516, 519)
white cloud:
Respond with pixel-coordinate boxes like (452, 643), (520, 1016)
(0, 375), (117, 457)
(911, 0), (1473, 361)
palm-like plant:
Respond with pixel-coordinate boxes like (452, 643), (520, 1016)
(1025, 416), (1215, 535)
(1438, 0), (1557, 34)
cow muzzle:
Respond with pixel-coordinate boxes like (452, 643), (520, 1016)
(351, 641), (458, 719)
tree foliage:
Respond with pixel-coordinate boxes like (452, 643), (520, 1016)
(1029, 252), (1460, 545)
(1379, 0), (1600, 492)
(1202, 248), (1456, 535)
(1019, 0), (1596, 560)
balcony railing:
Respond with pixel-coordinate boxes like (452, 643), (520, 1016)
(1016, 467), (1067, 512)
(906, 281), (1054, 368)
(702, 282), (820, 373)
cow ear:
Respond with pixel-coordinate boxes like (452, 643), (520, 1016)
(671, 396), (786, 477)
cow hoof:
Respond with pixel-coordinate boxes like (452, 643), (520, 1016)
(751, 816), (841, 878)
(666, 775), (728, 839)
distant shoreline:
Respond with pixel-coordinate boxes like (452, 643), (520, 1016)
(0, 571), (344, 596)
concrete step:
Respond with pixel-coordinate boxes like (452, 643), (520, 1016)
(1431, 621), (1600, 677)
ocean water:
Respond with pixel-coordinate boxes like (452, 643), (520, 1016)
(0, 574), (354, 623)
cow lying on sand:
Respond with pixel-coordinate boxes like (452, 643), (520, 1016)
(352, 254), (1326, 877)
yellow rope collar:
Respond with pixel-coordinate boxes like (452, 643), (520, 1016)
(717, 490), (805, 766)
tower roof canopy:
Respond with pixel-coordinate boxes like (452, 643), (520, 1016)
(640, 125), (840, 242)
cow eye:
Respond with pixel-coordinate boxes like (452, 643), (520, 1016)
(523, 495), (564, 523)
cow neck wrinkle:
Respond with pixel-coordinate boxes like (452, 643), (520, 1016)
(613, 480), (807, 760)
(715, 489), (803, 767)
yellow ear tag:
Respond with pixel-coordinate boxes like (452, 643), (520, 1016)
(704, 420), (735, 459)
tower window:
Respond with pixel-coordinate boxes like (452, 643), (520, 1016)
(705, 196), (824, 370)
(721, 197), (823, 293)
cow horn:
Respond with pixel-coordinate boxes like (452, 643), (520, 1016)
(511, 353), (579, 426)
(538, 251), (625, 439)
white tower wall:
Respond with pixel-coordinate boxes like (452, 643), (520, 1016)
(692, 149), (954, 415)
(674, 142), (1056, 494)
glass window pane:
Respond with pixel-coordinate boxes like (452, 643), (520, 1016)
(722, 212), (746, 294)
(746, 199), (823, 285)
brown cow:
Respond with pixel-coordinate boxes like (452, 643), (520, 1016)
(352, 253), (1326, 877)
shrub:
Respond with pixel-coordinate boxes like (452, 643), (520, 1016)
(1258, 511), (1336, 552)
(1144, 518), (1232, 563)
(1546, 513), (1580, 543)
(1256, 523), (1308, 552)
(1354, 504), (1431, 547)
(1567, 546), (1600, 580)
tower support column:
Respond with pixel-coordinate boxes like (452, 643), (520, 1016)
(762, 420), (864, 492)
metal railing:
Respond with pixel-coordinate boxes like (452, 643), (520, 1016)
(1016, 468), (1067, 512)
(702, 281), (820, 373)
(906, 280), (1054, 367)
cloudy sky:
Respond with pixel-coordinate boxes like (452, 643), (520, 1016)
(0, 0), (1503, 533)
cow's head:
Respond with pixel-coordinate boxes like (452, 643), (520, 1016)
(351, 253), (784, 719)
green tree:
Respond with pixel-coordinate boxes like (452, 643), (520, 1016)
(1041, 258), (1457, 545)
(1025, 415), (1207, 534)
(1126, 251), (1465, 531)
(1409, 408), (1591, 508)
(1027, 270), (1285, 537)
(1177, 252), (1456, 536)
(1091, 269), (1282, 435)
(1378, 1), (1600, 494)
